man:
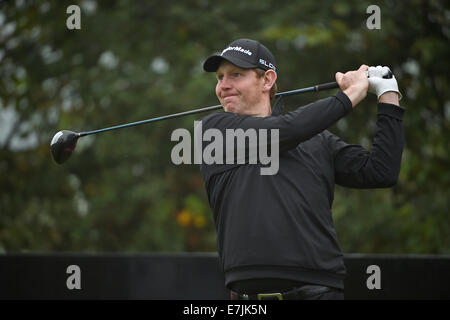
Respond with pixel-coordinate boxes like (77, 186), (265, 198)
(199, 39), (404, 300)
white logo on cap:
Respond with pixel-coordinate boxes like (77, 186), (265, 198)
(221, 46), (252, 56)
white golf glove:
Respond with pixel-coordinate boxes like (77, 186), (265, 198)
(368, 66), (402, 100)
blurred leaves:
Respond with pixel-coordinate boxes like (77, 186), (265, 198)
(0, 0), (448, 253)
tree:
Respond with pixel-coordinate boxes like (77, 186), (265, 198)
(0, 0), (448, 253)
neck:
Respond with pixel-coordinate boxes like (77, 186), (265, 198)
(245, 96), (272, 117)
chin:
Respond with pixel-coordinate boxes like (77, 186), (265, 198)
(224, 104), (242, 114)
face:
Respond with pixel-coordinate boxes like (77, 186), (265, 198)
(215, 61), (266, 115)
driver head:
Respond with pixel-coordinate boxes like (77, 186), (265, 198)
(50, 130), (79, 164)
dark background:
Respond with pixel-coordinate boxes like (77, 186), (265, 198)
(2, 253), (450, 299)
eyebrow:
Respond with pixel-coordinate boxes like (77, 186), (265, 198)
(216, 67), (245, 76)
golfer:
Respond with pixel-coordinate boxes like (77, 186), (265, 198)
(199, 39), (404, 300)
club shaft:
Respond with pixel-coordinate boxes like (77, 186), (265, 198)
(275, 81), (339, 97)
(78, 81), (339, 137)
(79, 104), (222, 137)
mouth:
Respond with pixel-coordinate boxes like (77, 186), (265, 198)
(222, 93), (237, 98)
(222, 94), (238, 103)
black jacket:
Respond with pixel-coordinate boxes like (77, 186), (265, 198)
(199, 91), (405, 289)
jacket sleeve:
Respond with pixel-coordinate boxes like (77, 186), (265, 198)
(200, 90), (353, 154)
(327, 103), (405, 188)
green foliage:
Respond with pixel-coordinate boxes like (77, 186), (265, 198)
(0, 0), (448, 253)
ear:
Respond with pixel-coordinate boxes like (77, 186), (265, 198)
(262, 69), (277, 92)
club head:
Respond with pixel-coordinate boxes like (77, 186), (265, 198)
(50, 130), (80, 164)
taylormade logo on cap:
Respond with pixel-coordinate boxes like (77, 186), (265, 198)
(203, 39), (277, 74)
(221, 46), (253, 56)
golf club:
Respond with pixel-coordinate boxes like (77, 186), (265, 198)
(51, 70), (393, 165)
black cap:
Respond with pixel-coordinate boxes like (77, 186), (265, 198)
(203, 39), (277, 74)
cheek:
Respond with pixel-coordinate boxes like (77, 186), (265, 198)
(215, 83), (221, 98)
(244, 84), (260, 102)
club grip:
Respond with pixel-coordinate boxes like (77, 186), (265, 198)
(315, 81), (339, 91)
(383, 70), (393, 78)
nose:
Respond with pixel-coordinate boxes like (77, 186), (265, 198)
(217, 75), (232, 91)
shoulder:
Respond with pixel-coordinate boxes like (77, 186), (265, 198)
(200, 111), (243, 122)
(199, 111), (247, 129)
(200, 111), (228, 123)
(200, 111), (222, 122)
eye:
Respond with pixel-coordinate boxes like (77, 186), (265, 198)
(232, 73), (241, 78)
(216, 74), (224, 81)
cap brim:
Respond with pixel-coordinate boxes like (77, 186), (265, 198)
(203, 54), (256, 72)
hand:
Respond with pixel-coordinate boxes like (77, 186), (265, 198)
(335, 65), (369, 108)
(368, 66), (402, 101)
